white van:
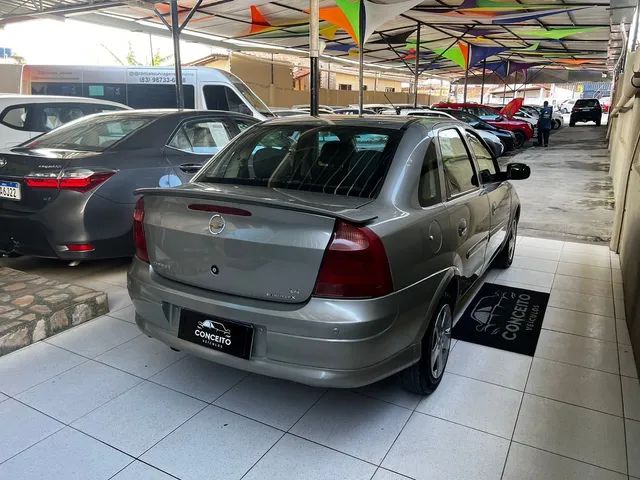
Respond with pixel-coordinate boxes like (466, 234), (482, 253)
(0, 65), (273, 120)
(0, 94), (128, 148)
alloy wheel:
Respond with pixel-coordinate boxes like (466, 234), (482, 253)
(430, 303), (452, 379)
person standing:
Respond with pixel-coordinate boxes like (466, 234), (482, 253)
(537, 101), (553, 147)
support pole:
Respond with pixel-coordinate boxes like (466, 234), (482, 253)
(170, 0), (184, 110)
(309, 0), (320, 116)
(503, 81), (507, 105)
(358, 0), (365, 115)
(513, 71), (517, 100)
(480, 58), (486, 104)
(414, 23), (420, 108)
(463, 66), (469, 103)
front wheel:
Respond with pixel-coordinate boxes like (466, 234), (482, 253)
(513, 131), (525, 148)
(494, 217), (517, 268)
(400, 297), (453, 395)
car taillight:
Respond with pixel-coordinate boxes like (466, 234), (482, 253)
(571, 107), (578, 112)
(133, 197), (149, 263)
(25, 169), (115, 192)
(313, 221), (393, 299)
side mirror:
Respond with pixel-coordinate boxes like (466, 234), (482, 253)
(506, 162), (531, 180)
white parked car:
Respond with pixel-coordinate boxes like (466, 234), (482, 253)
(0, 94), (128, 148)
(401, 109), (505, 157)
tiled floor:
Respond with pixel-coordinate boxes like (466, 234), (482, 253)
(0, 236), (638, 480)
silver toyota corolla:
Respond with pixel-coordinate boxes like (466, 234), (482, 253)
(127, 115), (530, 394)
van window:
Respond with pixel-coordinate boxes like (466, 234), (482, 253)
(83, 83), (127, 104)
(203, 85), (252, 116)
(168, 119), (234, 155)
(438, 129), (477, 197)
(32, 82), (83, 96)
(0, 106), (28, 129)
(127, 84), (195, 109)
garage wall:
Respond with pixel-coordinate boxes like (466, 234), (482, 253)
(608, 49), (640, 374)
(0, 64), (23, 93)
(203, 54), (445, 107)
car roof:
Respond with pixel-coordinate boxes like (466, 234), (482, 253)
(261, 114), (431, 130)
(0, 94), (128, 108)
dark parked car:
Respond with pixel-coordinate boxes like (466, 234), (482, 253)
(570, 99), (602, 126)
(128, 115), (530, 394)
(440, 109), (516, 152)
(0, 109), (258, 260)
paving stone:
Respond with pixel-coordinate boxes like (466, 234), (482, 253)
(0, 267), (110, 357)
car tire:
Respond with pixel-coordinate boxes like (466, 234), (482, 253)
(400, 294), (453, 395)
(513, 131), (525, 148)
(554, 119), (561, 129)
(596, 119), (601, 126)
(494, 217), (518, 268)
(569, 121), (575, 127)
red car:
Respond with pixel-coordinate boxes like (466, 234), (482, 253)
(433, 99), (534, 147)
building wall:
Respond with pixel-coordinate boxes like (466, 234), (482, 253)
(608, 48), (640, 374)
(200, 53), (447, 107)
(0, 64), (23, 93)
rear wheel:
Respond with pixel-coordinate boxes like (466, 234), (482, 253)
(569, 120), (575, 127)
(513, 131), (525, 148)
(494, 217), (518, 268)
(596, 118), (601, 126)
(400, 295), (453, 395)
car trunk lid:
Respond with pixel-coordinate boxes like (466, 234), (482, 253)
(140, 184), (376, 303)
(0, 148), (99, 212)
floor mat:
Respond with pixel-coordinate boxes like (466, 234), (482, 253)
(452, 282), (549, 356)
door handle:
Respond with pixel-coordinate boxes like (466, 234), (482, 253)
(492, 202), (497, 215)
(457, 219), (468, 237)
(179, 163), (202, 173)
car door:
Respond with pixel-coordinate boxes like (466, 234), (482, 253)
(437, 127), (492, 288)
(464, 129), (511, 266)
(164, 117), (240, 184)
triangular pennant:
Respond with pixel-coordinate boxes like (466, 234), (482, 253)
(469, 44), (507, 67)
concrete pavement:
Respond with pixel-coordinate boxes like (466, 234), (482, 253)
(500, 119), (614, 243)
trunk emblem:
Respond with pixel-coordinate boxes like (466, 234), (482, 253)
(208, 215), (225, 235)
(0, 158), (6, 168)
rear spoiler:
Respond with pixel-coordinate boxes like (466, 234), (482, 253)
(136, 187), (378, 225)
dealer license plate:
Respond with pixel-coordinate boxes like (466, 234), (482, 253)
(0, 180), (21, 201)
(178, 309), (254, 359)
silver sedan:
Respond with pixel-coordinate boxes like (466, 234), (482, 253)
(127, 115), (530, 394)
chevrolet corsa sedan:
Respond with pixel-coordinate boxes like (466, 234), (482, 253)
(128, 116), (530, 394)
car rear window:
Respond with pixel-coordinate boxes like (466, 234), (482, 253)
(25, 114), (153, 151)
(575, 99), (600, 107)
(196, 124), (401, 198)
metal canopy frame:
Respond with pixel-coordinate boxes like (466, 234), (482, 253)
(0, 0), (635, 108)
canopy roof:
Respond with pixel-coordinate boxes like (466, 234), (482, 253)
(0, 0), (635, 80)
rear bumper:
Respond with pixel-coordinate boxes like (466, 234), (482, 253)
(0, 195), (134, 260)
(128, 258), (450, 388)
(570, 112), (601, 122)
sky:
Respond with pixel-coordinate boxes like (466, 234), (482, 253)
(0, 18), (215, 66)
